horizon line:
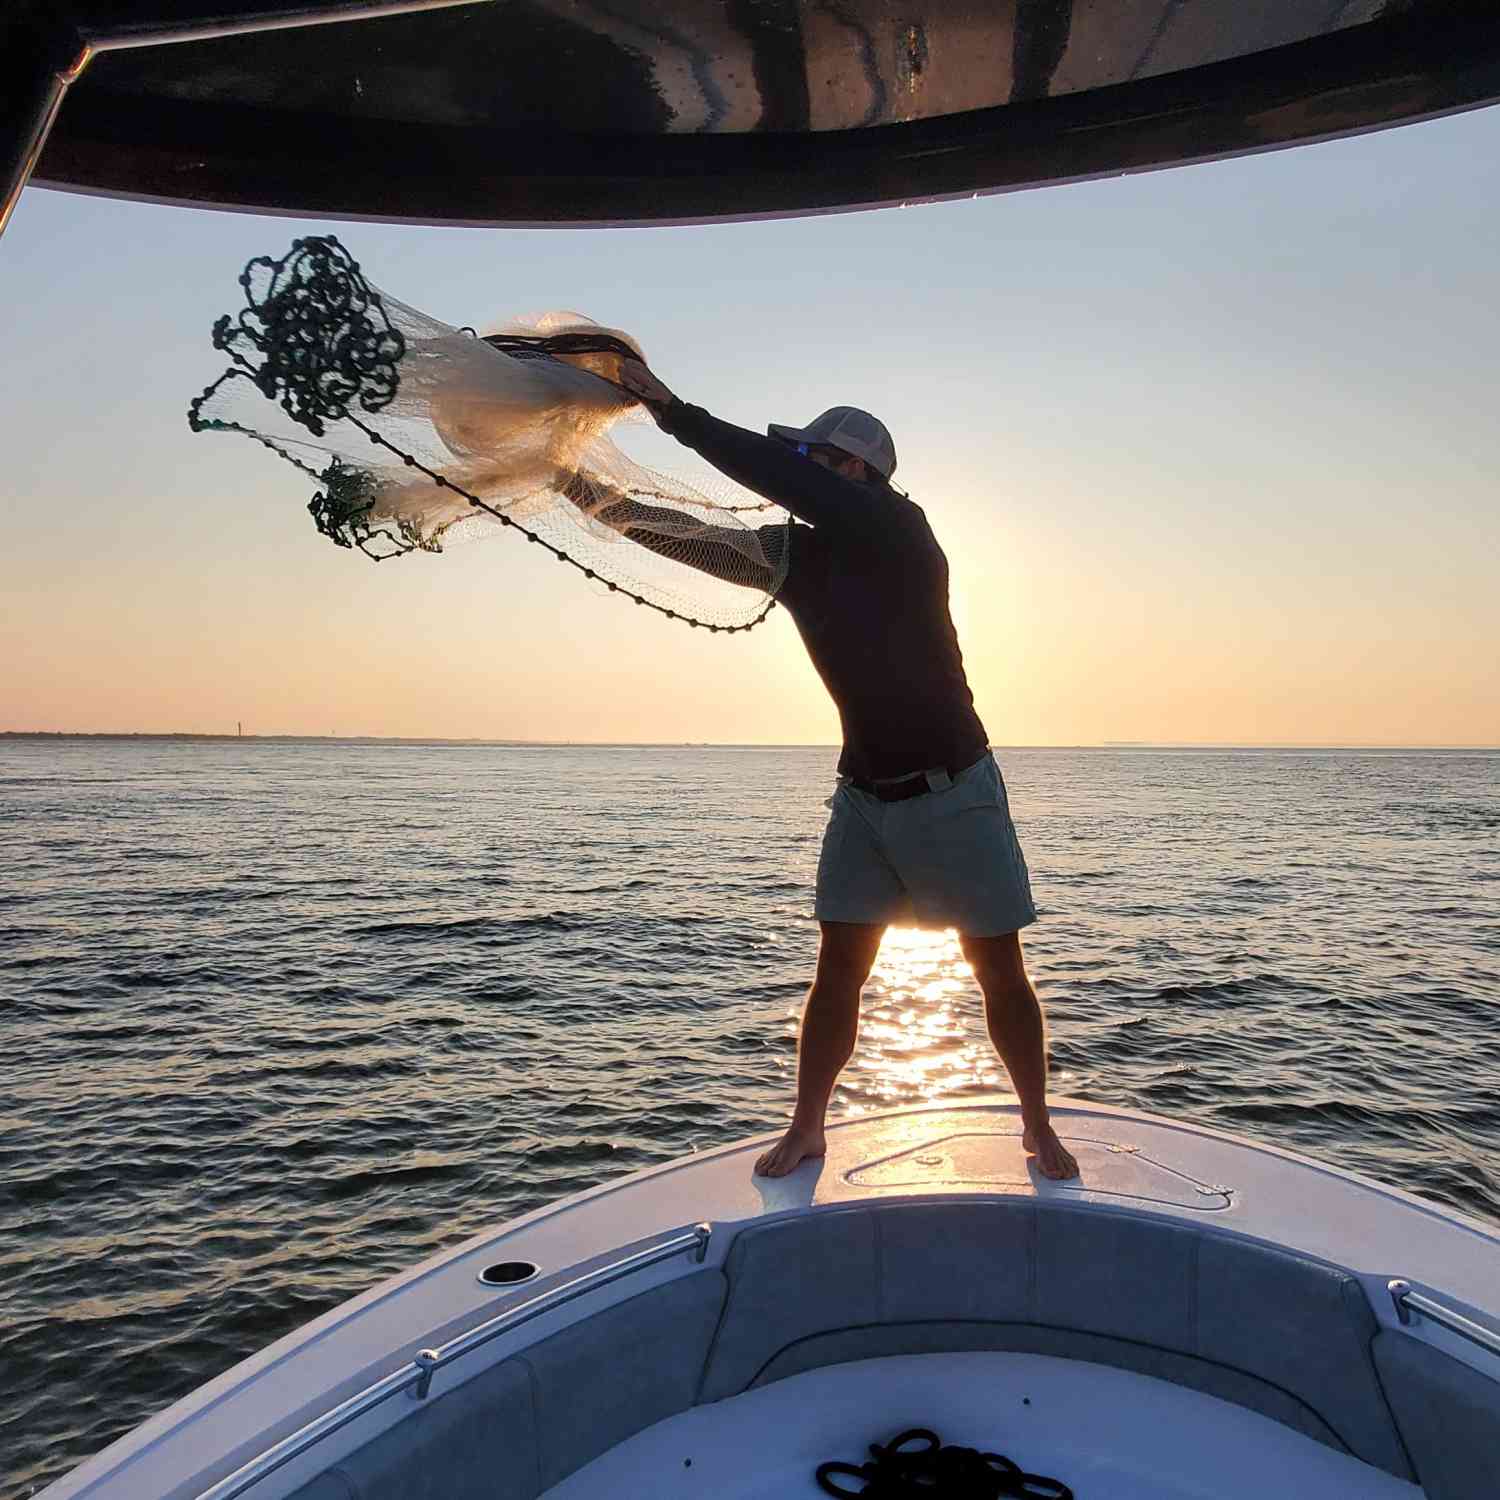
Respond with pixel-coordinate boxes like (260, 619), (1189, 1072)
(3, 732), (1497, 752)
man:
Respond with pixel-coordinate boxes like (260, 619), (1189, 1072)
(613, 359), (1079, 1182)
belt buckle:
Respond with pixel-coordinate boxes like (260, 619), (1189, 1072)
(869, 769), (918, 800)
(870, 765), (950, 801)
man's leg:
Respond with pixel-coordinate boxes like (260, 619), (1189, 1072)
(960, 929), (1079, 1180)
(755, 920), (885, 1178)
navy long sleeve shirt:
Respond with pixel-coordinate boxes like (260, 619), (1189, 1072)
(659, 400), (990, 781)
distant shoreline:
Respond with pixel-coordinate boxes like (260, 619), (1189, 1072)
(2, 733), (1496, 752)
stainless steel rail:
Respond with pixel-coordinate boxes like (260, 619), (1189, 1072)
(194, 1222), (712, 1500)
(82, 2), (495, 53)
(1388, 1279), (1500, 1359)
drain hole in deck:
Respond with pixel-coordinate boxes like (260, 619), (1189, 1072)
(479, 1260), (540, 1287)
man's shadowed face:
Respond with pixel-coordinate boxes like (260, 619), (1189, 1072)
(800, 443), (870, 484)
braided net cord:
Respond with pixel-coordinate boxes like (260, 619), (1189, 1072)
(187, 237), (790, 633)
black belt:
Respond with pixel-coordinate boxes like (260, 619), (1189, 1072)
(847, 756), (981, 802)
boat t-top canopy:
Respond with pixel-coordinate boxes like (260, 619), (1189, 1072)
(5, 1), (1500, 233)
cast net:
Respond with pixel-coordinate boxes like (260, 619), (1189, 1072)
(188, 236), (790, 632)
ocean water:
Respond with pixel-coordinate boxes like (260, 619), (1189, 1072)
(2, 738), (1497, 1497)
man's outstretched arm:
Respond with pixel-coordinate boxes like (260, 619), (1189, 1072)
(616, 361), (878, 533)
(558, 472), (777, 592)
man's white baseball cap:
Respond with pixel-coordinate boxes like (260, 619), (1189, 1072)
(768, 406), (897, 480)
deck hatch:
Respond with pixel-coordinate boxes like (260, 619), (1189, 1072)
(844, 1130), (1234, 1210)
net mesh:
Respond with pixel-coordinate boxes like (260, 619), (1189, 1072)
(188, 236), (790, 632)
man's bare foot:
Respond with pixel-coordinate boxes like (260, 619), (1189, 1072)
(1023, 1121), (1080, 1181)
(755, 1123), (827, 1178)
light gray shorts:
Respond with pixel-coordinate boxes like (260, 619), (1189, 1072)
(814, 752), (1037, 936)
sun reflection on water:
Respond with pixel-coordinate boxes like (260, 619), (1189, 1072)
(782, 925), (1009, 1115)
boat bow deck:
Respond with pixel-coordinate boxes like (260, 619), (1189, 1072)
(35, 1099), (1500, 1500)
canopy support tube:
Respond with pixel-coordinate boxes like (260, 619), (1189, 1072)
(0, 17), (90, 240)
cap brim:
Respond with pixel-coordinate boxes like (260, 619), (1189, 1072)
(767, 422), (816, 446)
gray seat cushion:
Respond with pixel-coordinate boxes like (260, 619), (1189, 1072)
(700, 1202), (1413, 1479)
(284, 1356), (539, 1500)
(1195, 1233), (1409, 1477)
(1373, 1329), (1500, 1500)
(700, 1207), (879, 1402)
(285, 1269), (726, 1500)
(520, 1268), (727, 1491)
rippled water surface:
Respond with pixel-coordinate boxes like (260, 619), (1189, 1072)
(3, 739), (1498, 1497)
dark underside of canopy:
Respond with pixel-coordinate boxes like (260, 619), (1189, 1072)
(9, 0), (1500, 226)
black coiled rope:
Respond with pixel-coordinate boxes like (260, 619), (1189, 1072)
(817, 1428), (1073, 1499)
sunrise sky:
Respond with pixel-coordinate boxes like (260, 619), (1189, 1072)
(2, 106), (1497, 746)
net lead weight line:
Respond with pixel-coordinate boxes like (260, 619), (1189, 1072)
(1388, 1279), (1500, 1357)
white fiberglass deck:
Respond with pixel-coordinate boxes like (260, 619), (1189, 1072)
(545, 1353), (1422, 1500)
